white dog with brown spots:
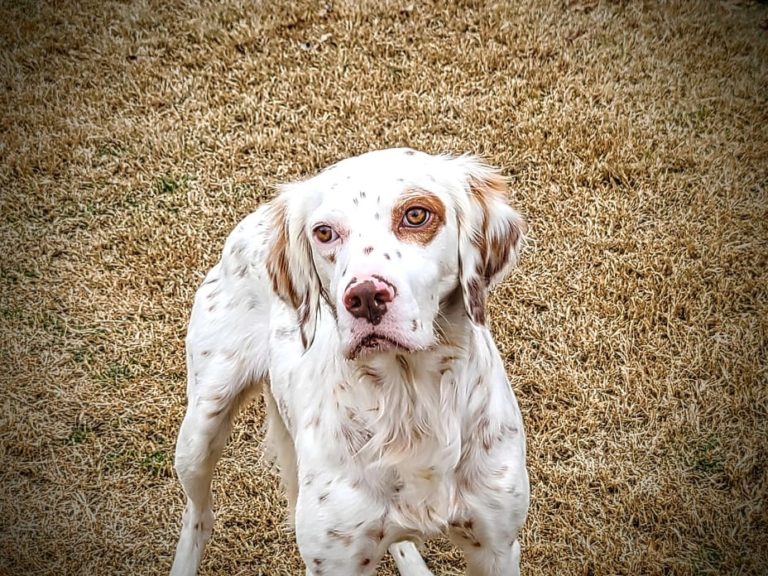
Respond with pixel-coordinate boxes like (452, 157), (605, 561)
(171, 148), (529, 576)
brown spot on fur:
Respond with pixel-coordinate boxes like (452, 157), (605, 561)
(360, 557), (371, 566)
(391, 188), (446, 246)
(359, 366), (384, 386)
(383, 252), (390, 259)
(363, 246), (373, 255)
(404, 149), (415, 155)
(467, 173), (525, 285)
(327, 253), (335, 263)
(362, 519), (386, 542)
(327, 529), (353, 546)
(467, 277), (486, 325)
(477, 415), (494, 451)
(396, 354), (414, 386)
(450, 519), (482, 548)
(265, 199), (301, 309)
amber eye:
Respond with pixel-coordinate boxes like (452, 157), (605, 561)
(313, 225), (338, 243)
(403, 207), (430, 227)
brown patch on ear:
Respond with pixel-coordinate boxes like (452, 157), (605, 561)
(265, 199), (301, 308)
(466, 276), (486, 325)
(468, 174), (522, 284)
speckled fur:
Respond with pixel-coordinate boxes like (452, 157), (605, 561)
(171, 149), (528, 576)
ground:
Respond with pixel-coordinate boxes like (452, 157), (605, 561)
(1, 0), (767, 574)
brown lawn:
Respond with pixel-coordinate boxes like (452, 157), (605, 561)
(1, 1), (766, 574)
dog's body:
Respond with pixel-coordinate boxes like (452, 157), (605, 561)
(171, 149), (529, 576)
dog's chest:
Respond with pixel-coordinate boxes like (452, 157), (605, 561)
(271, 342), (472, 531)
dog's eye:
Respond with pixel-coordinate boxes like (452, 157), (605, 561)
(313, 225), (338, 243)
(403, 207), (430, 227)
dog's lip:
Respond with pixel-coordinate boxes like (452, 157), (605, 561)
(347, 333), (412, 360)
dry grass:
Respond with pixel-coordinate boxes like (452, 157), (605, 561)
(1, 0), (767, 574)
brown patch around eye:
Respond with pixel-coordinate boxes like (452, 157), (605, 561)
(391, 188), (446, 245)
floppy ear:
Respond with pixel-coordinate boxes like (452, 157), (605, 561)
(455, 158), (527, 325)
(265, 185), (322, 349)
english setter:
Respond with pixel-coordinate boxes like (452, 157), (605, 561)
(171, 148), (529, 576)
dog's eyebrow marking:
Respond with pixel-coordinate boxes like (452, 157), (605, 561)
(391, 188), (446, 245)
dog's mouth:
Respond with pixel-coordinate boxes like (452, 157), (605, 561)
(346, 333), (411, 360)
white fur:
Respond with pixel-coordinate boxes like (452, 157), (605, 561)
(171, 149), (529, 576)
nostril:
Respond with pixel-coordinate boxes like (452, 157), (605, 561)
(374, 289), (392, 306)
(350, 296), (362, 309)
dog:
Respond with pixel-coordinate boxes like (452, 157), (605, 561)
(170, 148), (529, 576)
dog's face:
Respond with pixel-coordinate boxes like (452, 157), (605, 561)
(266, 149), (526, 359)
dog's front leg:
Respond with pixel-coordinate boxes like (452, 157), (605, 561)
(450, 449), (529, 575)
(295, 469), (389, 576)
(170, 356), (261, 576)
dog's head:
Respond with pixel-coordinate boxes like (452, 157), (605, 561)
(266, 148), (526, 359)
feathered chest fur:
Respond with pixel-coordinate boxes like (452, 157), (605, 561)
(268, 313), (505, 533)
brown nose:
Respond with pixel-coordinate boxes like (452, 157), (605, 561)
(343, 279), (394, 325)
